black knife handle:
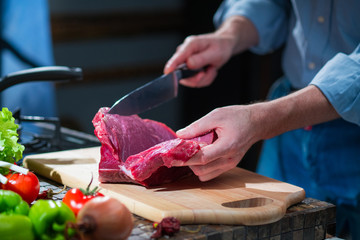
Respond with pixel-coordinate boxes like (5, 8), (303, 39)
(181, 67), (204, 79)
(177, 63), (205, 79)
(0, 66), (83, 92)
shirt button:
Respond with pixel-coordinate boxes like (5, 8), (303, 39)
(308, 62), (316, 70)
(317, 16), (325, 23)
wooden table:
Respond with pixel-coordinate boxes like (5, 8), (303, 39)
(39, 176), (336, 240)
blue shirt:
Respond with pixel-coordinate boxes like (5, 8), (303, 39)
(215, 2), (360, 237)
(214, 0), (360, 125)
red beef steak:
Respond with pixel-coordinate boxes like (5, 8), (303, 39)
(92, 107), (215, 187)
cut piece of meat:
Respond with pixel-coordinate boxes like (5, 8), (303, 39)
(123, 138), (201, 186)
(92, 107), (215, 187)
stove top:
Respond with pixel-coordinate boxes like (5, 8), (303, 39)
(21, 122), (100, 155)
(16, 113), (100, 157)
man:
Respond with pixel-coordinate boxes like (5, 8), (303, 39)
(164, 1), (360, 238)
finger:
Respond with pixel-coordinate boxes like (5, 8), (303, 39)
(179, 71), (205, 88)
(164, 52), (185, 74)
(197, 66), (217, 87)
(165, 35), (215, 74)
(181, 151), (204, 166)
(187, 48), (219, 70)
(179, 66), (217, 88)
(164, 36), (200, 74)
(197, 167), (229, 182)
(176, 113), (216, 139)
(200, 138), (232, 162)
(189, 157), (235, 181)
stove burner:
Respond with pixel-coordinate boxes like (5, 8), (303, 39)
(13, 109), (100, 155)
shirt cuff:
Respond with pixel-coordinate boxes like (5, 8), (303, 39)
(214, 0), (289, 55)
(310, 45), (360, 125)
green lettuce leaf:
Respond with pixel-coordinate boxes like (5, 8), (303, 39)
(0, 108), (25, 174)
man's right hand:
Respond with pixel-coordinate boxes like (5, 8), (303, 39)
(163, 16), (259, 88)
(164, 33), (234, 88)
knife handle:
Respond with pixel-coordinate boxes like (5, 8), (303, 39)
(177, 64), (204, 79)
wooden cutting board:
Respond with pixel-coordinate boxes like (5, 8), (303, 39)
(23, 147), (305, 225)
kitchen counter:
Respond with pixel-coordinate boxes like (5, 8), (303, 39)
(40, 175), (336, 240)
(20, 121), (336, 239)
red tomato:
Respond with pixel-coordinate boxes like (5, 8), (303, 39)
(2, 171), (40, 204)
(63, 188), (104, 216)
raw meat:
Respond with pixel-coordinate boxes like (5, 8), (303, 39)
(92, 107), (215, 187)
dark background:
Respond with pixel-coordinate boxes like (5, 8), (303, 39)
(50, 0), (283, 171)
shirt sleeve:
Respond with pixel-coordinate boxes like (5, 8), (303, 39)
(310, 44), (360, 126)
(213, 0), (290, 55)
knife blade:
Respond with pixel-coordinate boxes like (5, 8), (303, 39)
(108, 64), (203, 116)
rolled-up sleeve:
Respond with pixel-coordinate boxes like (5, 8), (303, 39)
(214, 0), (290, 55)
(311, 45), (360, 125)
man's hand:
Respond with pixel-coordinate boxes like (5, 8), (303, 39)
(174, 85), (339, 182)
(164, 33), (234, 88)
(164, 16), (259, 88)
(175, 105), (257, 181)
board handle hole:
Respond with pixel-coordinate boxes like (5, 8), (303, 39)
(221, 197), (273, 208)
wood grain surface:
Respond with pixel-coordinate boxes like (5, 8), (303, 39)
(23, 147), (305, 225)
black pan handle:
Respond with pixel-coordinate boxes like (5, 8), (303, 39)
(0, 66), (83, 92)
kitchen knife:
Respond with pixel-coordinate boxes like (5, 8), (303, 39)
(109, 64), (203, 116)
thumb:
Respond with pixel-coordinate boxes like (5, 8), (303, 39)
(176, 115), (214, 139)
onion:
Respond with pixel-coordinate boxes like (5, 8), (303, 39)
(76, 196), (133, 240)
